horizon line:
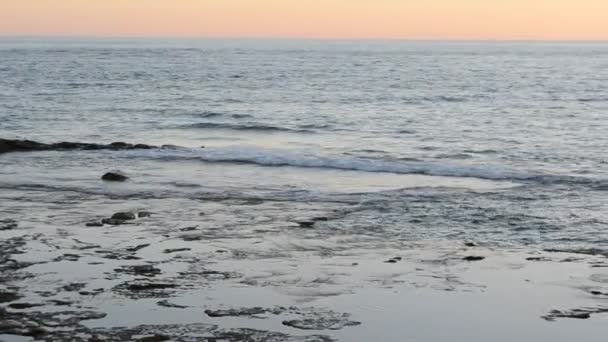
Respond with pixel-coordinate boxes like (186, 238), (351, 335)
(1, 34), (608, 43)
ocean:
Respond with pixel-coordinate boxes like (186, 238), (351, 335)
(1, 38), (607, 341)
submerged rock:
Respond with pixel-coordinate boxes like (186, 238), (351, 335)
(102, 172), (129, 182)
(86, 221), (104, 227)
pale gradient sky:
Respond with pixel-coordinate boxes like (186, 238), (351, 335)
(1, 0), (607, 40)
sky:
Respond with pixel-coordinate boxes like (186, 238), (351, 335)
(1, 0), (607, 40)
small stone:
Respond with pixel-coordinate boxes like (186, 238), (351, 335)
(101, 172), (128, 182)
(111, 212), (136, 220)
(464, 242), (477, 247)
(298, 221), (315, 228)
(463, 256), (485, 261)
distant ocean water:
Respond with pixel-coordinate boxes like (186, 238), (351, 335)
(1, 38), (608, 249)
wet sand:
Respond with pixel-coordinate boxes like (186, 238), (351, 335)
(1, 189), (608, 341)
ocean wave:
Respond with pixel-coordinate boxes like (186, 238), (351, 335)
(179, 122), (316, 133)
(128, 147), (565, 183)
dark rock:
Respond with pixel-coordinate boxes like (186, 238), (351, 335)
(464, 242), (477, 247)
(163, 248), (191, 254)
(8, 302), (44, 309)
(134, 144), (155, 150)
(0, 138), (48, 153)
(298, 221), (315, 228)
(111, 212), (136, 221)
(463, 256), (485, 261)
(0, 138), (159, 155)
(86, 221), (104, 227)
(109, 142), (130, 149)
(101, 172), (129, 182)
(0, 219), (18, 231)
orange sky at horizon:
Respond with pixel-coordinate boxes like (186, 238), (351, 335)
(1, 0), (607, 40)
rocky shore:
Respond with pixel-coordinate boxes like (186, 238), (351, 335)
(1, 138), (607, 341)
(0, 138), (161, 155)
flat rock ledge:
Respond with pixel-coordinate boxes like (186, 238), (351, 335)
(0, 138), (158, 154)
